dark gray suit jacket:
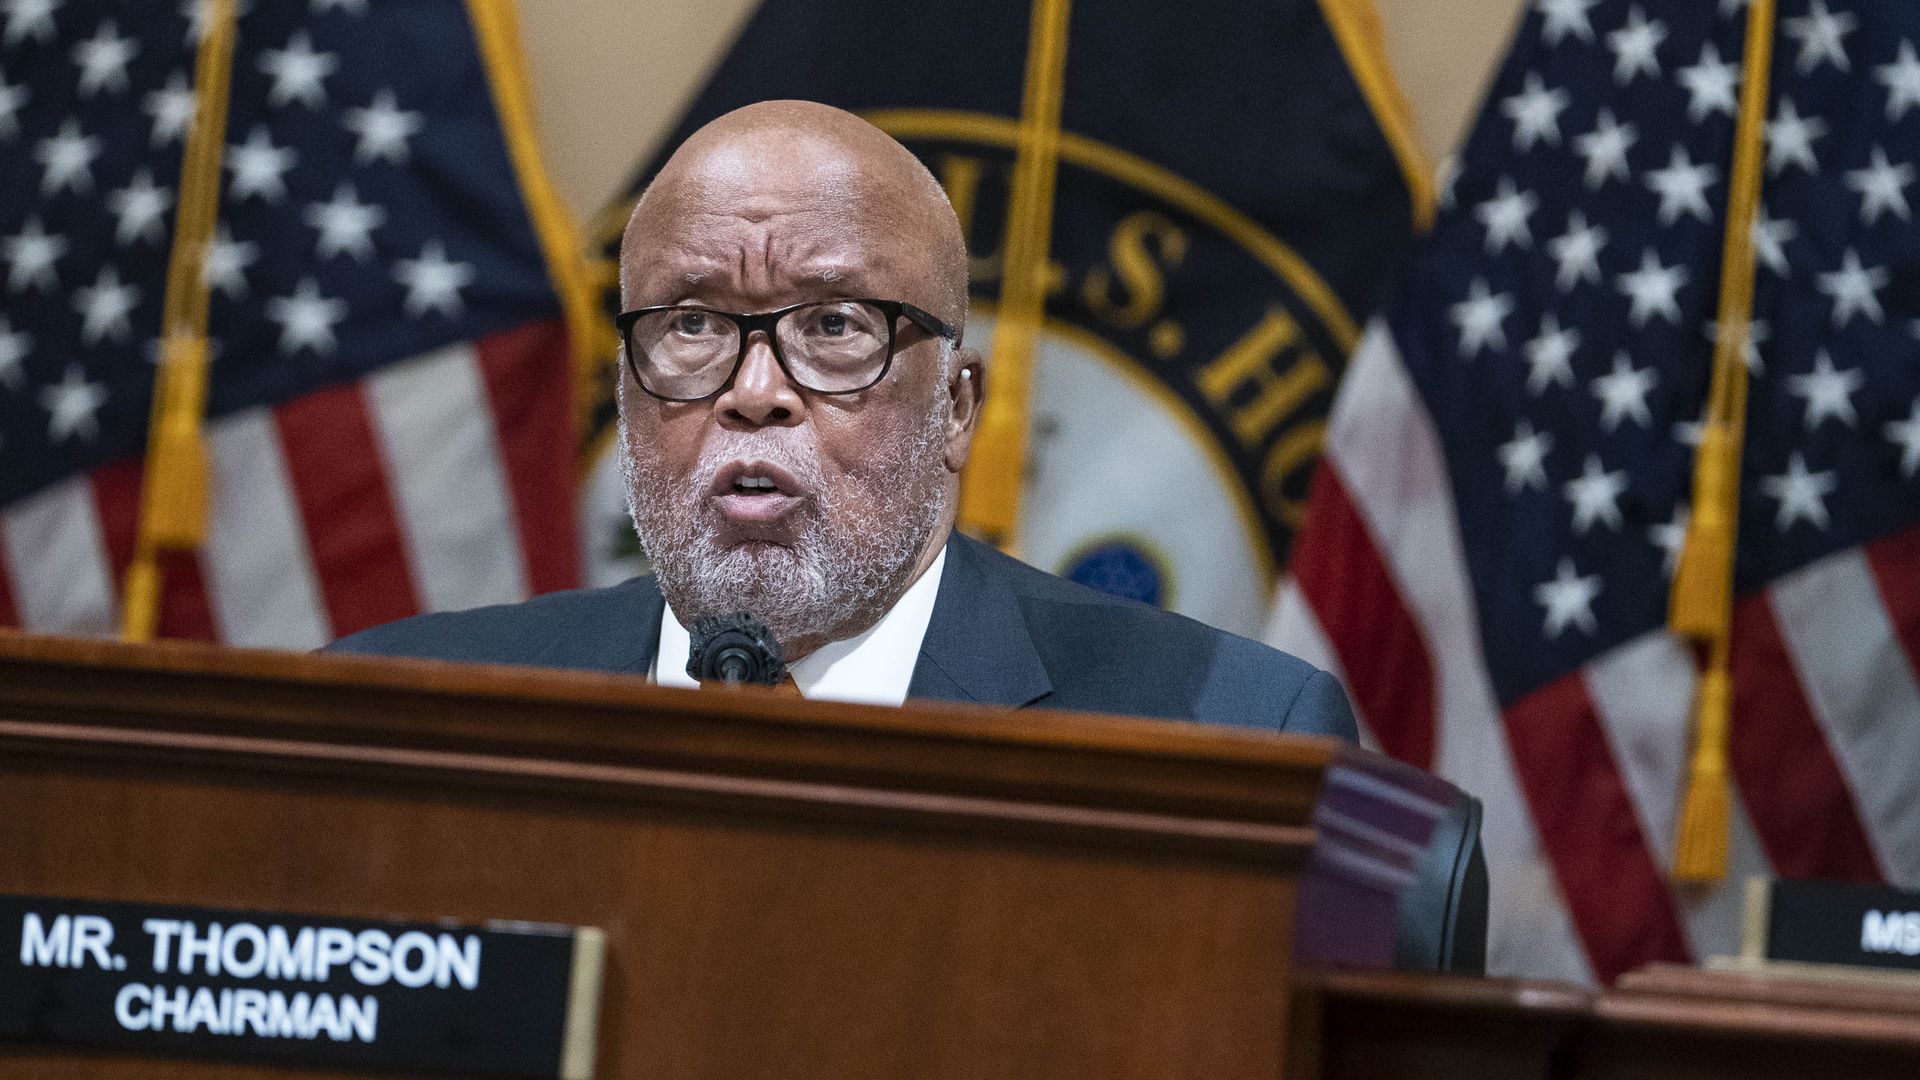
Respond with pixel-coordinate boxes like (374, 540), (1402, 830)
(330, 530), (1484, 972)
(331, 531), (1358, 737)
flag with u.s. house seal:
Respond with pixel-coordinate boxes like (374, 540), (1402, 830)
(578, 0), (1428, 637)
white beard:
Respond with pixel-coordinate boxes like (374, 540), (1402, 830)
(621, 396), (952, 653)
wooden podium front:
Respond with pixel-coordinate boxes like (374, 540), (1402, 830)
(0, 632), (1336, 1079)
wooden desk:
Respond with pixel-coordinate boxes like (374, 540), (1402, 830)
(0, 631), (1336, 1079)
(1290, 963), (1920, 1080)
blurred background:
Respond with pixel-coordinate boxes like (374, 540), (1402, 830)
(513, 0), (1527, 224)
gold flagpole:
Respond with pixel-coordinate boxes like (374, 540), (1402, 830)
(465, 0), (605, 445)
(956, 0), (1073, 551)
(1668, 0), (1774, 884)
(122, 0), (239, 642)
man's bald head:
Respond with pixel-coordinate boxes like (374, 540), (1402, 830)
(622, 100), (969, 329)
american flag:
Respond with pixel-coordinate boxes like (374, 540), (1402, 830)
(1271, 0), (1920, 983)
(0, 0), (583, 646)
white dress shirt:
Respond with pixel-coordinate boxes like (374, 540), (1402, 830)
(650, 548), (947, 706)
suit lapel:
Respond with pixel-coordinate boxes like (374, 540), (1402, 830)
(908, 533), (1052, 708)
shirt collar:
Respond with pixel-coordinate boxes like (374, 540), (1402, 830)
(652, 546), (947, 707)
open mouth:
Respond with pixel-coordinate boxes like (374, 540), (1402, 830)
(730, 474), (781, 495)
(708, 459), (808, 526)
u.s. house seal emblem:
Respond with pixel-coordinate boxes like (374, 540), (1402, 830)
(873, 109), (1360, 637)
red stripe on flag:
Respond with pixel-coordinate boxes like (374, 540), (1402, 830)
(1289, 461), (1437, 768)
(90, 458), (140, 591)
(88, 457), (219, 642)
(275, 384), (421, 637)
(475, 319), (581, 596)
(1729, 591), (1884, 883)
(0, 519), (17, 628)
(1865, 523), (1920, 685)
(1503, 673), (1691, 983)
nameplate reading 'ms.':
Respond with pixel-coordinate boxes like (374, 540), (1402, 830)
(0, 895), (605, 1079)
(1755, 878), (1920, 974)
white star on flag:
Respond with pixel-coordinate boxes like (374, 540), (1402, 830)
(1783, 0), (1856, 75)
(266, 278), (348, 355)
(72, 265), (139, 344)
(1816, 248), (1889, 326)
(1537, 0), (1599, 46)
(1877, 40), (1920, 122)
(1451, 277), (1514, 357)
(1475, 176), (1537, 252)
(1547, 209), (1607, 291)
(1502, 73), (1570, 151)
(1534, 557), (1602, 638)
(1677, 42), (1739, 122)
(3, 0), (58, 46)
(107, 170), (171, 246)
(393, 241), (476, 318)
(143, 72), (197, 146)
(343, 89), (424, 164)
(1524, 312), (1579, 395)
(1590, 352), (1658, 432)
(1616, 248), (1688, 327)
(1498, 419), (1555, 493)
(1644, 144), (1718, 225)
(3, 216), (65, 293)
(1845, 146), (1914, 225)
(72, 20), (137, 97)
(1573, 108), (1637, 190)
(200, 226), (258, 299)
(1767, 98), (1826, 176)
(1563, 453), (1629, 534)
(259, 31), (338, 110)
(1787, 350), (1864, 430)
(1760, 452), (1837, 531)
(35, 119), (101, 196)
(1607, 7), (1666, 85)
(226, 126), (299, 203)
(304, 183), (387, 262)
(38, 364), (110, 444)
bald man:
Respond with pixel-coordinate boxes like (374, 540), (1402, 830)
(331, 101), (1355, 734)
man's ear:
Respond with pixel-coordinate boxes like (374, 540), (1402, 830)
(942, 347), (984, 473)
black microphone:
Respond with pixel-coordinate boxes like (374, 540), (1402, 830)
(686, 612), (787, 686)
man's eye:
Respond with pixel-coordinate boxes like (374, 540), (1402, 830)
(673, 311), (711, 335)
(814, 312), (848, 336)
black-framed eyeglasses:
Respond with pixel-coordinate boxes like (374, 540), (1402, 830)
(616, 298), (957, 402)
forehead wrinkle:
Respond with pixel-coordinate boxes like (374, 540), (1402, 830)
(652, 219), (881, 290)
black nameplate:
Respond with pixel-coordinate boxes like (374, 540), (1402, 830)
(0, 895), (603, 1077)
(1759, 878), (1920, 973)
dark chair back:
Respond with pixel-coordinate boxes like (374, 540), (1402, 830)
(1394, 786), (1489, 974)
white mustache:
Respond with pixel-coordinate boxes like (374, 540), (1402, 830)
(690, 430), (825, 494)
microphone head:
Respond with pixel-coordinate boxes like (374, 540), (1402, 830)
(686, 612), (787, 686)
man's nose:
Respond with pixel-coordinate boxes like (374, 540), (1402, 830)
(715, 333), (804, 428)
